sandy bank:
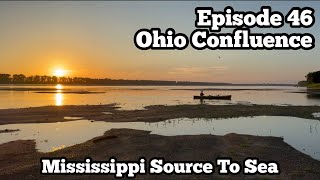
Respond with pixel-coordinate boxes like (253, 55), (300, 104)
(0, 104), (320, 125)
(0, 104), (320, 179)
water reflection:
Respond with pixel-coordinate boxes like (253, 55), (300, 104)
(55, 93), (64, 106)
(0, 116), (319, 160)
(0, 85), (319, 110)
(55, 84), (63, 90)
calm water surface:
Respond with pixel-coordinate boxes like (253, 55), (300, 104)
(0, 116), (319, 160)
(1, 85), (319, 160)
(0, 85), (316, 110)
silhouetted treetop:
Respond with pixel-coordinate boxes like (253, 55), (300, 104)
(306, 71), (320, 84)
(0, 73), (229, 86)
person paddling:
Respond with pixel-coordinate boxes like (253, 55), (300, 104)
(200, 90), (204, 97)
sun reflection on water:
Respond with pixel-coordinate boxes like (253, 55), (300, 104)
(55, 84), (63, 90)
(55, 93), (64, 106)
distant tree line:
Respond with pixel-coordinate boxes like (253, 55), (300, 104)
(0, 73), (230, 86)
(306, 71), (320, 84)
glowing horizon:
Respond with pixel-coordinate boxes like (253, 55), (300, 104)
(53, 69), (68, 77)
(0, 1), (319, 84)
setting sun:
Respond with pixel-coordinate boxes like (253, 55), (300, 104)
(53, 69), (67, 77)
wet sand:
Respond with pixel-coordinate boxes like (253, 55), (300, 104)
(0, 104), (320, 125)
(1, 104), (320, 179)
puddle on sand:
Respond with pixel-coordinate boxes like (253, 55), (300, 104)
(0, 116), (319, 161)
(64, 117), (84, 120)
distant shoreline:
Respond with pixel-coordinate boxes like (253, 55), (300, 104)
(0, 73), (296, 86)
(0, 85), (299, 93)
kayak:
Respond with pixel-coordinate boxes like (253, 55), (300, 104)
(193, 95), (232, 100)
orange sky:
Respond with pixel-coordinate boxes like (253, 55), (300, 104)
(0, 1), (319, 84)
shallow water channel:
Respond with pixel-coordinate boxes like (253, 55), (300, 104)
(0, 116), (319, 160)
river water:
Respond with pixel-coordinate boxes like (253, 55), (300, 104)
(0, 85), (317, 110)
(1, 85), (319, 161)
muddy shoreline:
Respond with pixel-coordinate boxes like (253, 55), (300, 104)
(1, 104), (320, 179)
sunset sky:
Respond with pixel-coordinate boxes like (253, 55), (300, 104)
(0, 1), (319, 84)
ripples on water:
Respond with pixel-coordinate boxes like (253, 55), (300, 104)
(0, 85), (317, 110)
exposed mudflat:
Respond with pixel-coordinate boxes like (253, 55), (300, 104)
(0, 104), (320, 125)
(1, 104), (320, 179)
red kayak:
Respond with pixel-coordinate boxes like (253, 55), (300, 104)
(193, 95), (232, 100)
